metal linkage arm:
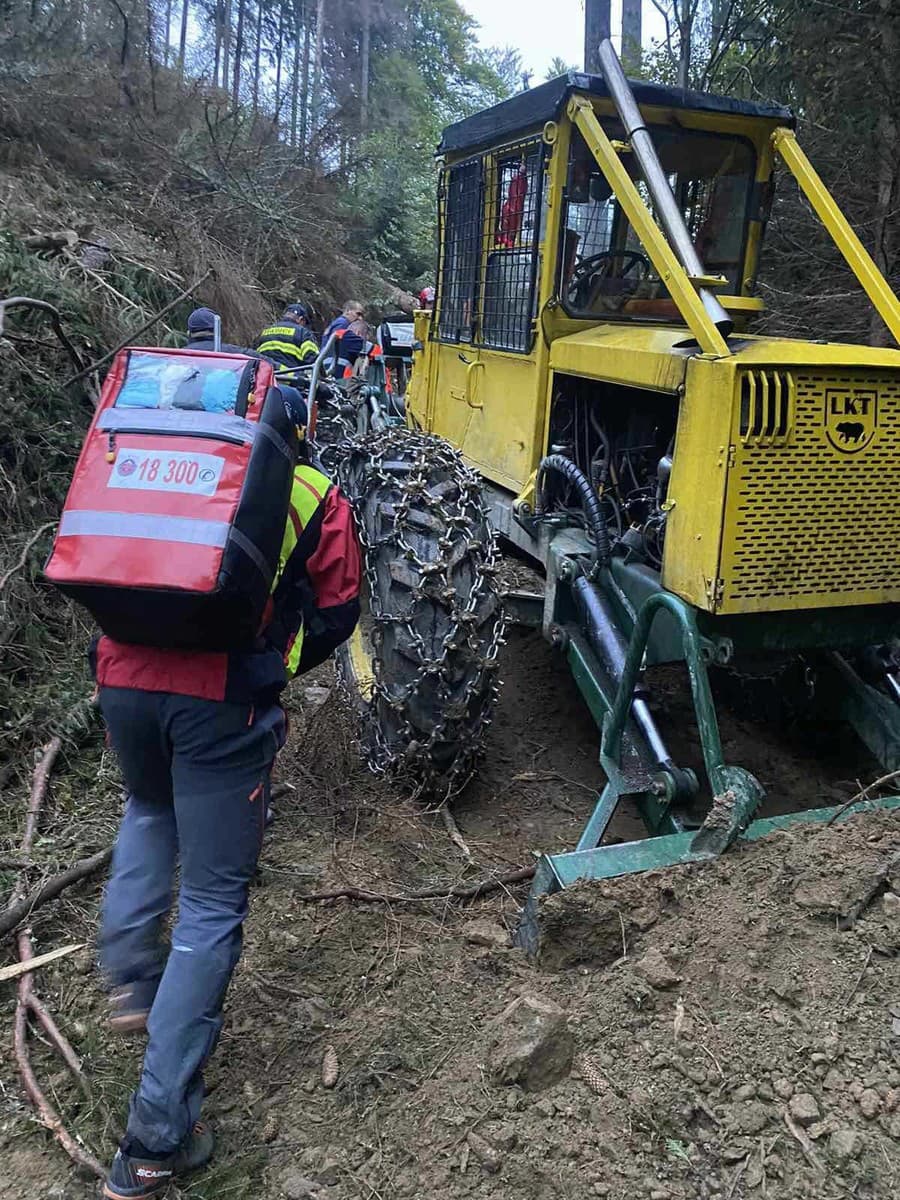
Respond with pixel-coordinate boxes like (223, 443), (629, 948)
(772, 127), (900, 347)
(568, 97), (731, 358)
(601, 590), (726, 791)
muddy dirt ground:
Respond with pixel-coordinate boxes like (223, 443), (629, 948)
(1, 621), (899, 1199)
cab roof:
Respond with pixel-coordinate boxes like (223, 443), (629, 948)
(439, 72), (795, 156)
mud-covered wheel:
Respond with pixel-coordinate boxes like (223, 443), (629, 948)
(336, 426), (505, 790)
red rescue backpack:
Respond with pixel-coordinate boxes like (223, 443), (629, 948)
(45, 346), (298, 651)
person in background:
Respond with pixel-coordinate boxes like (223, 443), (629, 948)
(418, 286), (435, 310)
(184, 307), (253, 355)
(255, 303), (319, 372)
(322, 299), (367, 369)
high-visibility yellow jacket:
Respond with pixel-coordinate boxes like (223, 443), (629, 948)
(255, 323), (319, 371)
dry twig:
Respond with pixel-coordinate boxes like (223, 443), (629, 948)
(826, 769), (900, 826)
(0, 942), (86, 982)
(7, 738), (105, 1179)
(0, 522), (56, 592)
(439, 803), (473, 862)
(782, 1110), (825, 1175)
(63, 268), (213, 386)
(295, 865), (536, 905)
(841, 943), (874, 1010)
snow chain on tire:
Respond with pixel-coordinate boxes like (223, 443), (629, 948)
(336, 426), (506, 794)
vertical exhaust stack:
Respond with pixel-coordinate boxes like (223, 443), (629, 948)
(596, 38), (733, 338)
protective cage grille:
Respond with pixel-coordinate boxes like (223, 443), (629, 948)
(436, 156), (483, 344)
(722, 369), (900, 607)
(435, 138), (546, 354)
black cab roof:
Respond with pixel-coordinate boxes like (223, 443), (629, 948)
(439, 72), (795, 156)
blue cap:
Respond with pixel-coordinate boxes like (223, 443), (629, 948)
(187, 306), (218, 334)
(283, 302), (309, 321)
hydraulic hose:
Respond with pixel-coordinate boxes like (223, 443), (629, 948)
(535, 453), (611, 566)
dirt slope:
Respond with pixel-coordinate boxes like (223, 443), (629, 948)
(0, 631), (898, 1200)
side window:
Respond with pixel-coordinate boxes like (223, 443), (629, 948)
(481, 141), (544, 353)
(436, 158), (483, 344)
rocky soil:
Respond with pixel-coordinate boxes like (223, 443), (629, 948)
(1, 628), (899, 1199)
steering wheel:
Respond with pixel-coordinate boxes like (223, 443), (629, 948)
(568, 249), (651, 310)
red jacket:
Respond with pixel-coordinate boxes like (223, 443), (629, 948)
(92, 466), (361, 704)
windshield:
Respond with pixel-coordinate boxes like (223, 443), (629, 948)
(560, 122), (755, 320)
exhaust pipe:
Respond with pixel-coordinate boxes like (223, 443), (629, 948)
(596, 38), (733, 338)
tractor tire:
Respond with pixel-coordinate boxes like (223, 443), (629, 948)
(336, 426), (505, 792)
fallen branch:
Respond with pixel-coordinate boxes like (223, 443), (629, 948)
(62, 268), (213, 386)
(0, 522), (57, 592)
(826, 768), (900, 826)
(0, 296), (89, 377)
(7, 738), (105, 1179)
(0, 848), (112, 940)
(295, 865), (536, 905)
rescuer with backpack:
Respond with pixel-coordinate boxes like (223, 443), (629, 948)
(45, 347), (360, 1197)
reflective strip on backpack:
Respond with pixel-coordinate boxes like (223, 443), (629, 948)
(98, 409), (257, 444)
(58, 510), (230, 548)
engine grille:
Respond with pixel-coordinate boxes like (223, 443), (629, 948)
(721, 368), (900, 609)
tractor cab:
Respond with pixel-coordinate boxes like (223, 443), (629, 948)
(406, 73), (799, 494)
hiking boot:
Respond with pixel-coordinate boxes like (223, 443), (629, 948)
(108, 985), (150, 1035)
(172, 1122), (214, 1174)
(102, 1124), (214, 1199)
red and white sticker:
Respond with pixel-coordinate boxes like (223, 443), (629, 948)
(107, 448), (224, 496)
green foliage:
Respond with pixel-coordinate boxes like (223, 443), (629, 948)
(545, 55), (578, 80)
(353, 0), (514, 285)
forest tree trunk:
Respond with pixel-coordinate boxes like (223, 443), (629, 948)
(870, 0), (899, 346)
(251, 0), (262, 119)
(232, 0), (246, 107)
(310, 0), (325, 162)
(360, 0), (371, 135)
(178, 0), (189, 80)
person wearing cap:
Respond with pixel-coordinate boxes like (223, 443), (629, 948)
(184, 307), (254, 355)
(255, 303), (319, 372)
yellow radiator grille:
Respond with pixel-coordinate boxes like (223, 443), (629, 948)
(739, 369), (795, 445)
(721, 368), (900, 611)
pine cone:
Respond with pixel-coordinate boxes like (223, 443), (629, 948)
(321, 1044), (339, 1089)
(579, 1053), (606, 1095)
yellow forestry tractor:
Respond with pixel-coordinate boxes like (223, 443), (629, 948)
(328, 39), (900, 938)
